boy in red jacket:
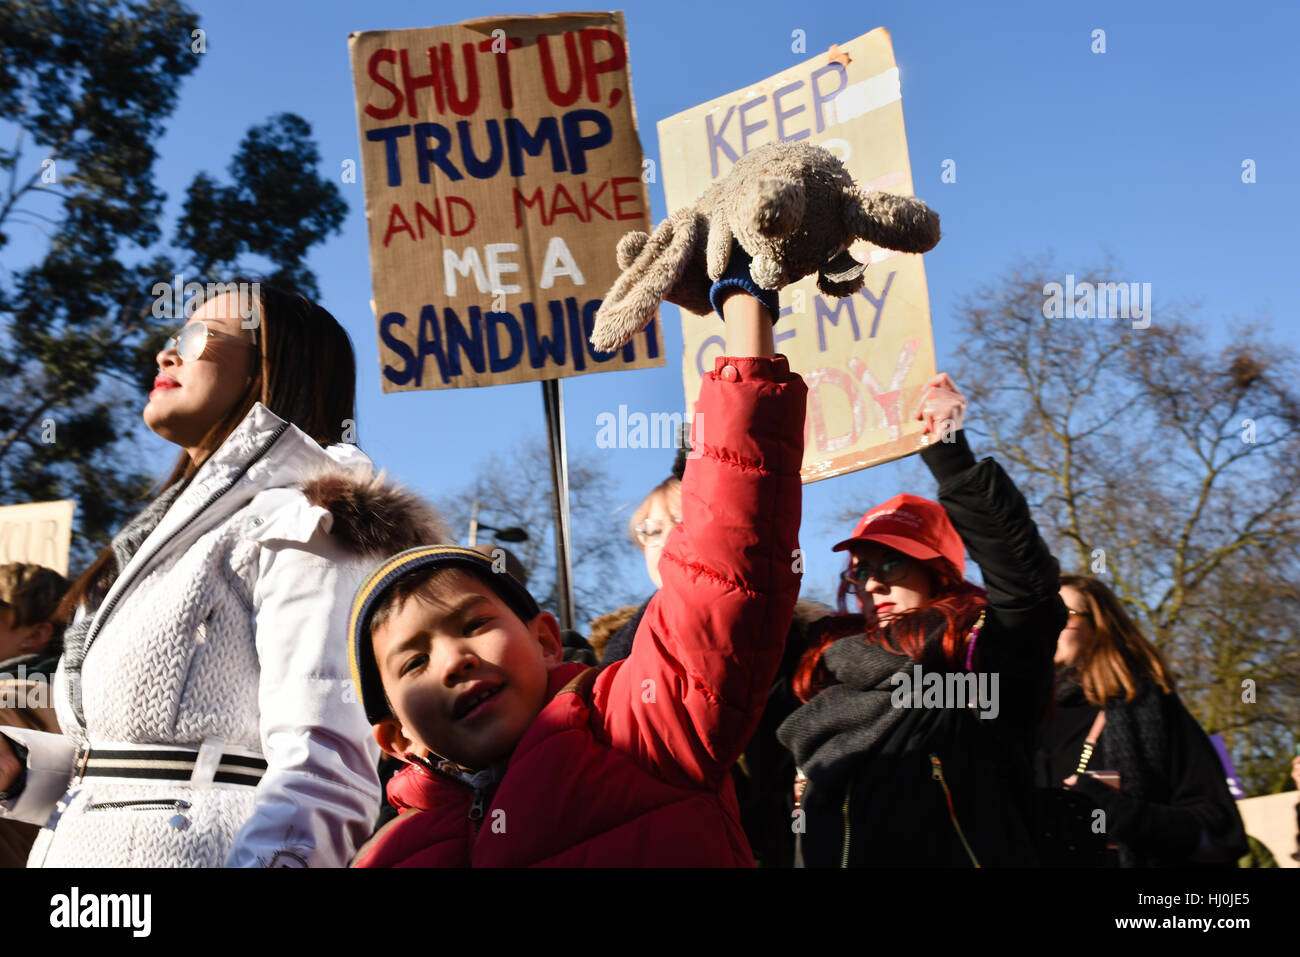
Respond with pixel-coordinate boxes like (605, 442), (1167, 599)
(347, 287), (805, 866)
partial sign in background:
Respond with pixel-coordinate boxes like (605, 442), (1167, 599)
(349, 12), (663, 392)
(659, 28), (936, 481)
(0, 500), (74, 576)
(1236, 792), (1299, 867)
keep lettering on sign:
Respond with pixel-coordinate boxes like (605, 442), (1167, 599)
(349, 12), (663, 391)
(659, 28), (936, 481)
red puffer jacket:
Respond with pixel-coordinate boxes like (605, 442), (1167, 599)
(351, 355), (806, 867)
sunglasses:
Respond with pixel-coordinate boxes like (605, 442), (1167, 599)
(841, 555), (912, 587)
(165, 320), (258, 362)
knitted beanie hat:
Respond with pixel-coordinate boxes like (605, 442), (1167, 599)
(348, 545), (541, 726)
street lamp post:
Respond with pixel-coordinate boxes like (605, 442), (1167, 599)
(467, 498), (528, 546)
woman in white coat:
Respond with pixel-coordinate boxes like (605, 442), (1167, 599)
(0, 284), (443, 866)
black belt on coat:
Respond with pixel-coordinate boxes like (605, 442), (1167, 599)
(73, 746), (268, 787)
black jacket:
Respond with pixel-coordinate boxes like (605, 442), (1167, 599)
(780, 431), (1065, 867)
(1036, 674), (1248, 867)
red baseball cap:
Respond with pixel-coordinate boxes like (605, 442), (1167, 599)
(832, 493), (966, 580)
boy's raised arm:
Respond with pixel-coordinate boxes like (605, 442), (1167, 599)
(591, 291), (806, 789)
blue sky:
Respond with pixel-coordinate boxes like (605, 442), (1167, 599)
(16, 0), (1300, 624)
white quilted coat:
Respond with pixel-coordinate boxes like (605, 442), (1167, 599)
(0, 402), (415, 867)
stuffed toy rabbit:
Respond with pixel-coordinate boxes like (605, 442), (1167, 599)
(590, 140), (941, 352)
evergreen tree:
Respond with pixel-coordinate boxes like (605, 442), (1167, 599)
(0, 1), (346, 566)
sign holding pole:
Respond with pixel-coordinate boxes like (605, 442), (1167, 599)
(541, 379), (575, 630)
(658, 28), (936, 481)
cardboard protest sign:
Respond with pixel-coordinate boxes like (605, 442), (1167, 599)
(349, 12), (663, 391)
(659, 29), (936, 481)
(0, 500), (74, 576)
(1236, 792), (1299, 867)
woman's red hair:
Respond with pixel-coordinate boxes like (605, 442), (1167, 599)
(793, 555), (988, 702)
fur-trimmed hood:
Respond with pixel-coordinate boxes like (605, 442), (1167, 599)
(301, 470), (449, 556)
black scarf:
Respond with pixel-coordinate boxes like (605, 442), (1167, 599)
(1056, 669), (1171, 867)
(776, 628), (917, 800)
(1055, 669), (1169, 804)
(778, 606), (974, 790)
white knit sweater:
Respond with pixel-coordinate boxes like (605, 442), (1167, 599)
(1, 403), (409, 867)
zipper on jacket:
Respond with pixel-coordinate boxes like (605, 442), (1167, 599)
(413, 761), (486, 864)
(81, 422), (290, 660)
(86, 799), (192, 813)
(416, 759), (491, 850)
(929, 754), (980, 868)
(468, 789), (486, 838)
(839, 781), (852, 868)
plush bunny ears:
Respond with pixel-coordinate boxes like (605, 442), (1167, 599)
(814, 187), (941, 298)
(850, 188), (942, 255)
(589, 148), (941, 354)
(590, 210), (708, 354)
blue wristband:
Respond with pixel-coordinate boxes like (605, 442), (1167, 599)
(709, 244), (780, 323)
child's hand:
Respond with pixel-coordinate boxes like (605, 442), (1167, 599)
(914, 372), (967, 440)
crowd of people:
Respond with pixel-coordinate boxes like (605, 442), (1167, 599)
(0, 267), (1289, 868)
